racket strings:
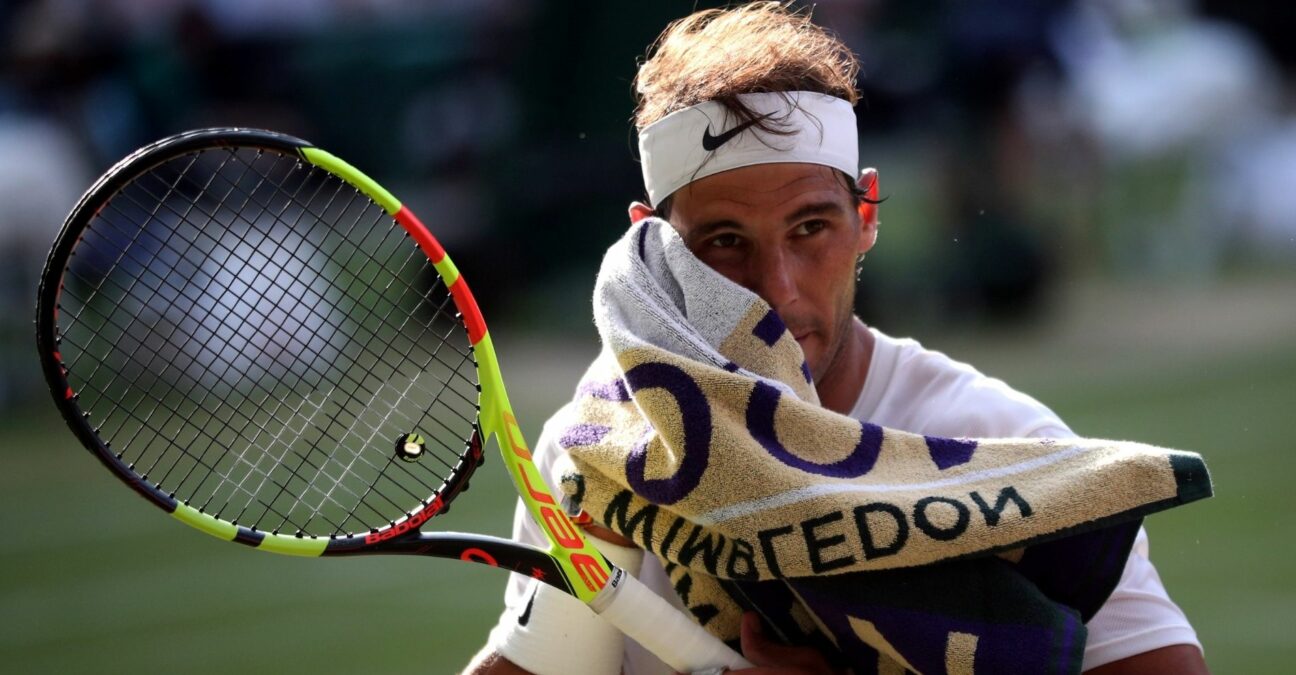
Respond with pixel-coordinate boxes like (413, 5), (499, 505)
(124, 155), (466, 435)
(58, 150), (217, 385)
(147, 150), (479, 414)
(62, 152), (290, 476)
(84, 154), (471, 531)
(140, 159), (448, 523)
(99, 147), (476, 411)
(59, 147), (273, 416)
(169, 153), (470, 527)
(60, 156), (391, 531)
(57, 146), (482, 537)
(196, 152), (481, 531)
(149, 152), (372, 509)
(58, 243), (397, 536)
(63, 207), (463, 533)
(181, 152), (481, 528)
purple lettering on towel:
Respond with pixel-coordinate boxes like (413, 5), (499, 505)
(924, 436), (977, 470)
(746, 380), (882, 478)
(752, 308), (786, 346)
(577, 378), (631, 402)
(623, 362), (713, 504)
(558, 423), (611, 449)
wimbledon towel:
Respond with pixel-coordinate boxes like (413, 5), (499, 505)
(553, 219), (1211, 673)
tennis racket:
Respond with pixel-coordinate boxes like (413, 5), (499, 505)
(35, 128), (749, 673)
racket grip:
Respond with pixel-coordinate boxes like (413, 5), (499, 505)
(589, 568), (753, 673)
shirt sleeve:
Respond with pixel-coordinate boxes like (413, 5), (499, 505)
(1081, 527), (1202, 669)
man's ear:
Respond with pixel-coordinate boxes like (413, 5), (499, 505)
(857, 168), (879, 226)
(857, 167), (879, 254)
(628, 201), (654, 224)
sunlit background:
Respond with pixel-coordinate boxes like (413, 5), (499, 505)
(2, 0), (1294, 672)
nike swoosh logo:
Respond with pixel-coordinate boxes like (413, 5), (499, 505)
(701, 113), (771, 151)
(518, 586), (537, 626)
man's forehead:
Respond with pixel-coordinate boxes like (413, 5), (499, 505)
(673, 163), (851, 215)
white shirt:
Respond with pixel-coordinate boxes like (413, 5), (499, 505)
(500, 327), (1200, 672)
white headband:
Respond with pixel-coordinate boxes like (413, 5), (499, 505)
(637, 91), (858, 208)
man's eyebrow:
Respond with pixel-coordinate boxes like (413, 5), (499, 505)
(690, 219), (746, 238)
(694, 199), (844, 234)
(689, 201), (847, 238)
(784, 201), (847, 224)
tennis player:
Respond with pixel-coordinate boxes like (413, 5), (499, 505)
(469, 4), (1207, 673)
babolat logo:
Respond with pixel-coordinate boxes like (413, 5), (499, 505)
(366, 496), (444, 544)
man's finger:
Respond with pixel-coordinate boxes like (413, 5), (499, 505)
(738, 612), (835, 672)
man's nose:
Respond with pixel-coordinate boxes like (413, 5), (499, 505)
(748, 247), (798, 311)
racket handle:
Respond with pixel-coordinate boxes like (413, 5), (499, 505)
(590, 568), (753, 673)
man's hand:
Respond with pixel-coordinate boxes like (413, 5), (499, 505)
(726, 612), (844, 675)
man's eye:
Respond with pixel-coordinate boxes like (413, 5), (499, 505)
(710, 233), (740, 248)
(795, 220), (827, 236)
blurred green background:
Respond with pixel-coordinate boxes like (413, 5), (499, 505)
(3, 1), (1295, 673)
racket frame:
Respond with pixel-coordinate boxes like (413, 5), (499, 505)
(35, 128), (607, 598)
(37, 128), (753, 671)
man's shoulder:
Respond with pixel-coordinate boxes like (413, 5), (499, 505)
(865, 329), (1073, 439)
(884, 333), (1019, 404)
(880, 331), (985, 384)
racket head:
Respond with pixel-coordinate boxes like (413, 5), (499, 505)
(36, 128), (488, 555)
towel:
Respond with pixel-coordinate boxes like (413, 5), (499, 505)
(553, 219), (1211, 673)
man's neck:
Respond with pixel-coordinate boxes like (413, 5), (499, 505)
(816, 318), (873, 415)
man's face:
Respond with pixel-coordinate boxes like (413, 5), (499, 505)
(648, 163), (876, 381)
